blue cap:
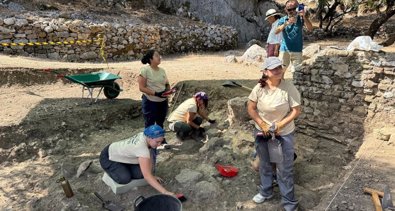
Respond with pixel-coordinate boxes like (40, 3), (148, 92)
(144, 125), (165, 138)
(194, 91), (208, 100)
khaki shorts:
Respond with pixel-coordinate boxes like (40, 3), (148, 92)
(279, 51), (303, 73)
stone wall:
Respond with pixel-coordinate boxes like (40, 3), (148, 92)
(294, 48), (395, 152)
(0, 16), (238, 61)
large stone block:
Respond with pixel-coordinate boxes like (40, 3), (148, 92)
(102, 173), (148, 194)
(227, 96), (250, 126)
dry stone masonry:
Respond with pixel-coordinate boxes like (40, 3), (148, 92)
(294, 48), (395, 152)
(0, 16), (238, 61)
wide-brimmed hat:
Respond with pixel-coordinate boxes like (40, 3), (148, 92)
(265, 9), (281, 20)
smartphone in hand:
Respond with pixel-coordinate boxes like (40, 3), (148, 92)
(297, 4), (304, 12)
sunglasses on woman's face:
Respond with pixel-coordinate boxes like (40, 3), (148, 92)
(286, 7), (297, 12)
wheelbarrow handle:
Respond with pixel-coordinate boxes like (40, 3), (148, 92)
(134, 196), (145, 208)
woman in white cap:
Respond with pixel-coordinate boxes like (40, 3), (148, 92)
(265, 9), (283, 57)
(247, 57), (301, 211)
(99, 125), (175, 196)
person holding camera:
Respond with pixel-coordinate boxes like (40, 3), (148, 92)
(138, 49), (171, 128)
(275, 0), (312, 75)
(167, 92), (215, 141)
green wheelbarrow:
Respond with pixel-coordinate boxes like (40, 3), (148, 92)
(65, 71), (122, 102)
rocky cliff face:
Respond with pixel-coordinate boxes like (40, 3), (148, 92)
(145, 0), (279, 43)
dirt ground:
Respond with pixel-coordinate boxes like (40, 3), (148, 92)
(1, 39), (394, 211)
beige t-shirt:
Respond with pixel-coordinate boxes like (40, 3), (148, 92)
(248, 80), (301, 136)
(140, 66), (168, 102)
(108, 132), (150, 164)
(167, 98), (198, 122)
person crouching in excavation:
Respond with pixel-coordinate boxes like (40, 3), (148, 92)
(99, 125), (175, 196)
(167, 92), (216, 140)
(247, 57), (301, 211)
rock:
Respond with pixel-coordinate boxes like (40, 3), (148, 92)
(196, 163), (217, 177)
(0, 26), (15, 33)
(227, 96), (250, 126)
(246, 39), (264, 48)
(383, 91), (394, 99)
(38, 149), (47, 158)
(352, 80), (364, 88)
(44, 26), (54, 33)
(80, 51), (98, 60)
(303, 44), (321, 60)
(4, 17), (16, 25)
(61, 161), (76, 179)
(76, 160), (93, 178)
(199, 137), (225, 153)
(322, 76), (333, 85)
(55, 139), (67, 152)
(238, 44), (266, 64)
(217, 120), (230, 130)
(225, 55), (237, 63)
(212, 149), (233, 163)
(14, 19), (28, 27)
(194, 181), (221, 200)
(175, 169), (203, 187)
(376, 129), (392, 141)
(206, 128), (221, 138)
(60, 197), (80, 211)
(48, 52), (60, 60)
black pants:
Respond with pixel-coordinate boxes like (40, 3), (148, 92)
(142, 95), (168, 128)
(99, 145), (144, 184)
(173, 117), (203, 140)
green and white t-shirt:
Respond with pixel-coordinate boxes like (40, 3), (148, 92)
(248, 80), (301, 136)
(108, 133), (150, 164)
(140, 66), (168, 102)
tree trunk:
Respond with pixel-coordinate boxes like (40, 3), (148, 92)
(322, 0), (340, 23)
(367, 1), (395, 38)
(380, 32), (395, 47)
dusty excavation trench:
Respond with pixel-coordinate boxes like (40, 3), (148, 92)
(0, 68), (353, 211)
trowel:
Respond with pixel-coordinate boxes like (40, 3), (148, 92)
(94, 192), (125, 211)
(222, 80), (253, 91)
(382, 185), (395, 211)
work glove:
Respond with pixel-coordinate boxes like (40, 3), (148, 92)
(274, 122), (285, 135)
(259, 122), (270, 136)
(154, 90), (167, 98)
(208, 119), (216, 124)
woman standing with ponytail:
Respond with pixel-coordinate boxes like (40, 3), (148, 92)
(247, 57), (301, 211)
(138, 50), (170, 128)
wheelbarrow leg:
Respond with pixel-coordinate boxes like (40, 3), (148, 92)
(95, 87), (104, 103)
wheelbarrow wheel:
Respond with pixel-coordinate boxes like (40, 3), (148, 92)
(104, 82), (120, 99)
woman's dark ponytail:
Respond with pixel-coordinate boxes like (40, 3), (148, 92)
(259, 74), (268, 88)
(141, 49), (156, 64)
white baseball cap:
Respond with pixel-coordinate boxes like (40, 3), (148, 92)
(265, 9), (280, 20)
(262, 57), (283, 70)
